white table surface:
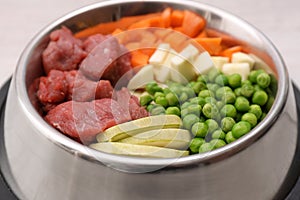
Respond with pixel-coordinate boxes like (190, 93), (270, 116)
(1, 0), (300, 88)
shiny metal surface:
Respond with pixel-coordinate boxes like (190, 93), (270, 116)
(3, 0), (298, 199)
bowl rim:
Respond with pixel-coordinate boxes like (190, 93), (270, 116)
(14, 0), (289, 168)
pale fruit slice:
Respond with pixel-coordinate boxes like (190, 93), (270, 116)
(127, 64), (154, 90)
(211, 56), (230, 71)
(97, 115), (182, 142)
(193, 52), (215, 74)
(231, 52), (255, 69)
(119, 129), (191, 150)
(90, 142), (189, 158)
(154, 49), (176, 83)
(222, 63), (250, 81)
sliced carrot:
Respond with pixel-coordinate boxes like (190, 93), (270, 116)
(140, 48), (156, 57)
(74, 12), (160, 38)
(196, 30), (207, 38)
(182, 10), (206, 38)
(194, 37), (222, 55)
(149, 16), (165, 28)
(112, 28), (123, 35)
(173, 26), (184, 34)
(171, 10), (184, 27)
(205, 28), (242, 47)
(153, 28), (173, 39)
(125, 42), (140, 51)
(221, 46), (243, 59)
(161, 7), (172, 28)
(131, 51), (150, 67)
(128, 20), (151, 30)
(163, 32), (187, 52)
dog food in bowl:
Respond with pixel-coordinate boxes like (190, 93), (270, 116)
(28, 8), (277, 158)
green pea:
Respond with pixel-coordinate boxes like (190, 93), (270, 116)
(249, 69), (264, 83)
(252, 90), (268, 106)
(189, 138), (205, 154)
(228, 73), (242, 88)
(140, 95), (153, 106)
(215, 86), (233, 100)
(147, 104), (155, 112)
(210, 139), (226, 149)
(249, 104), (262, 119)
(208, 68), (220, 82)
(215, 74), (229, 86)
(256, 73), (271, 88)
(207, 83), (220, 93)
(241, 113), (257, 128)
(165, 107), (181, 116)
(205, 119), (219, 133)
(187, 104), (202, 116)
(190, 97), (206, 107)
(181, 102), (191, 110)
(216, 101), (225, 110)
(212, 129), (226, 140)
(220, 104), (237, 118)
(181, 108), (189, 118)
(205, 97), (217, 104)
(191, 122), (208, 137)
(197, 74), (209, 83)
(202, 103), (219, 119)
(199, 89), (214, 98)
(170, 87), (182, 96)
(253, 84), (263, 92)
(242, 80), (252, 86)
(166, 92), (178, 106)
(179, 92), (189, 102)
(241, 84), (254, 98)
(155, 96), (168, 107)
(150, 106), (165, 115)
(182, 87), (195, 98)
(231, 121), (251, 139)
(222, 91), (236, 104)
(192, 81), (207, 94)
(235, 96), (250, 112)
(163, 88), (171, 95)
(188, 81), (196, 88)
(234, 87), (242, 97)
(154, 92), (165, 99)
(183, 114), (200, 130)
(266, 95), (275, 111)
(225, 131), (236, 143)
(199, 143), (214, 153)
(221, 117), (236, 132)
(145, 81), (158, 95)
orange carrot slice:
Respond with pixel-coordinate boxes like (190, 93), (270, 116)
(161, 7), (172, 28)
(194, 37), (222, 55)
(171, 10), (184, 27)
(131, 51), (150, 67)
(221, 46), (243, 59)
(182, 10), (206, 38)
(74, 13), (160, 38)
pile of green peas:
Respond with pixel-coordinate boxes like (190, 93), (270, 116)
(140, 67), (277, 154)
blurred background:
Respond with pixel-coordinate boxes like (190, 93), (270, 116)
(1, 0), (299, 87)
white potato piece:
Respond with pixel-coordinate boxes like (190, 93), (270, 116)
(222, 63), (251, 81)
(193, 52), (215, 74)
(232, 52), (255, 69)
(127, 64), (154, 90)
(211, 56), (230, 71)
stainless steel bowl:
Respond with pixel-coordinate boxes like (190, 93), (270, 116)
(3, 0), (298, 199)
